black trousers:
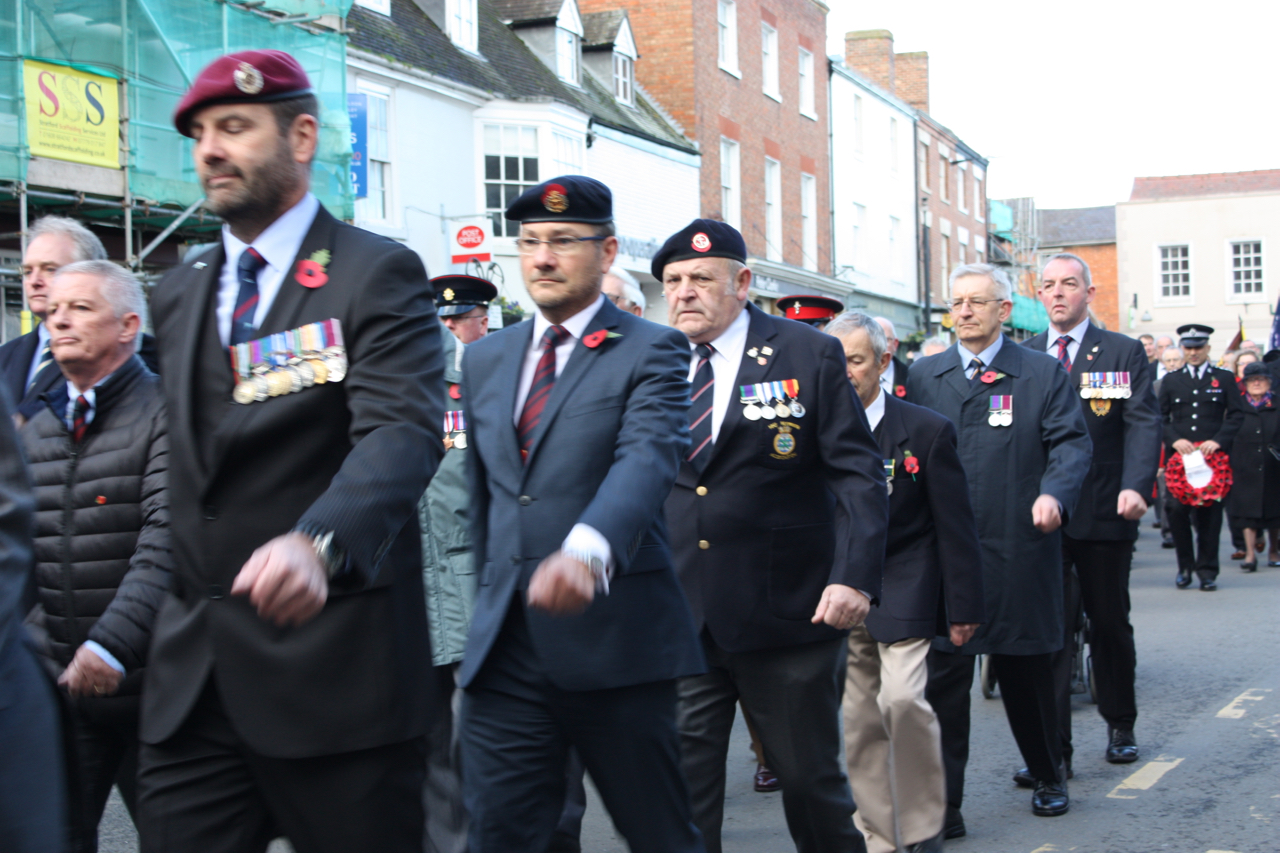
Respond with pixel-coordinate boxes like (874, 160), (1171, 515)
(136, 680), (425, 853)
(1053, 537), (1138, 763)
(1165, 498), (1223, 580)
(926, 649), (1063, 809)
(424, 664), (467, 853)
(459, 599), (702, 853)
(678, 632), (864, 853)
(61, 692), (140, 853)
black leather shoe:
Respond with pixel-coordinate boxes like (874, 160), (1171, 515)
(1106, 728), (1139, 763)
(1242, 562), (1258, 573)
(1200, 578), (1217, 591)
(942, 805), (965, 839)
(905, 832), (944, 853)
(1175, 569), (1192, 588)
(1031, 780), (1070, 816)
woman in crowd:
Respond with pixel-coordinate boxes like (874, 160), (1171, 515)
(1227, 350), (1264, 559)
(1226, 362), (1280, 571)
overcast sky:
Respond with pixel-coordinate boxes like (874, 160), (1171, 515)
(825, 1), (1280, 211)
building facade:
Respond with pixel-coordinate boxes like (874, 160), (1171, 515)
(1119, 169), (1280, 353)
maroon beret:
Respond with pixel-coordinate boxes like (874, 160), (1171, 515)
(173, 50), (313, 137)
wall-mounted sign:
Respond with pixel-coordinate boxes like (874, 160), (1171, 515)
(348, 93), (367, 199)
(452, 221), (490, 264)
(23, 60), (120, 170)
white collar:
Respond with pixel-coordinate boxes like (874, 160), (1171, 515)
(698, 304), (751, 355)
(221, 193), (320, 274)
(1050, 316), (1091, 346)
(865, 386), (885, 431)
(531, 293), (606, 345)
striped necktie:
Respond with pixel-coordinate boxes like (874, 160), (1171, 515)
(968, 357), (984, 383)
(232, 247), (267, 346)
(1055, 335), (1073, 372)
(517, 325), (571, 461)
(687, 343), (715, 473)
(28, 338), (53, 391)
(71, 394), (91, 443)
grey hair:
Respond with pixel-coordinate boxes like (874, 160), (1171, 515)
(921, 335), (950, 353)
(1160, 346), (1184, 361)
(825, 310), (887, 363)
(53, 260), (146, 352)
(1044, 252), (1092, 289)
(949, 262), (1012, 300)
(873, 316), (898, 341)
(606, 265), (647, 312)
(28, 215), (108, 262)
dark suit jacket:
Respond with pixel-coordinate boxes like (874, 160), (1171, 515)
(459, 298), (704, 692)
(887, 355), (910, 400)
(1158, 364), (1245, 454)
(866, 395), (984, 645)
(908, 338), (1092, 656)
(665, 304), (888, 654)
(141, 206), (444, 758)
(1024, 323), (1161, 541)
(0, 329), (159, 422)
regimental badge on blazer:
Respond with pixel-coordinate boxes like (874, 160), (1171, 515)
(767, 420), (800, 459)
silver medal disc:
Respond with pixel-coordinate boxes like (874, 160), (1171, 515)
(743, 404), (762, 421)
(774, 401), (790, 418)
(789, 401), (806, 418)
(760, 405), (776, 420)
(1000, 412), (1013, 427)
(989, 413), (1001, 427)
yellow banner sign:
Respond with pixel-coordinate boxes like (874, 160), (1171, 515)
(23, 60), (120, 170)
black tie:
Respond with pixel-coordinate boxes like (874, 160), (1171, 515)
(687, 343), (715, 473)
(232, 247), (267, 345)
(968, 357), (985, 383)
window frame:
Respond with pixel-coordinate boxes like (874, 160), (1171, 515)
(764, 156), (782, 262)
(354, 82), (394, 226)
(482, 123), (542, 239)
(556, 27), (581, 86)
(800, 172), (817, 272)
(1155, 243), (1193, 305)
(761, 22), (780, 101)
(918, 140), (930, 193)
(445, 0), (479, 53)
(717, 0), (740, 76)
(957, 162), (969, 214)
(1227, 238), (1266, 303)
(797, 47), (816, 119)
(938, 154), (949, 203)
(720, 137), (741, 229)
(613, 52), (634, 105)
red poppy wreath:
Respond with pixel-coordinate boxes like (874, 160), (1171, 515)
(1165, 447), (1232, 507)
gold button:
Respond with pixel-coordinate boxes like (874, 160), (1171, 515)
(698, 540), (710, 550)
(696, 486), (708, 496)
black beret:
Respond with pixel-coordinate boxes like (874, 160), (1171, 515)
(432, 275), (498, 317)
(1243, 361), (1271, 380)
(651, 219), (747, 280)
(505, 176), (612, 225)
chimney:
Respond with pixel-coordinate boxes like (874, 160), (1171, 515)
(894, 51), (929, 114)
(844, 30), (895, 93)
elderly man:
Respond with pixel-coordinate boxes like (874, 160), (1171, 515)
(909, 263), (1091, 828)
(827, 311), (983, 853)
(1150, 335), (1175, 383)
(662, 219), (887, 853)
(1024, 253), (1160, 780)
(22, 261), (170, 853)
(602, 265), (646, 317)
(874, 317), (910, 401)
(436, 274), (497, 345)
(136, 50), (443, 853)
(920, 336), (949, 358)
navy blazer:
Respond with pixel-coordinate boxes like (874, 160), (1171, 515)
(459, 298), (704, 692)
(866, 395), (984, 645)
(665, 304), (888, 654)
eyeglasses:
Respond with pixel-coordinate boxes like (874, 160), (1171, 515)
(948, 297), (1003, 311)
(515, 236), (607, 255)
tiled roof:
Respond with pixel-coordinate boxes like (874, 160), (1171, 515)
(1038, 206), (1116, 246)
(1130, 170), (1280, 201)
(489, 0), (563, 24)
(347, 0), (696, 153)
(582, 9), (625, 48)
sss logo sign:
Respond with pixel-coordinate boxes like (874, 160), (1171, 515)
(23, 60), (120, 170)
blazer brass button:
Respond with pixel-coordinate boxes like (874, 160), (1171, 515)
(698, 540), (710, 550)
(696, 486), (708, 496)
(518, 495), (533, 506)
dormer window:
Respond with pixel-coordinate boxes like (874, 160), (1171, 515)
(613, 54), (633, 104)
(446, 0), (479, 53)
(555, 0), (584, 86)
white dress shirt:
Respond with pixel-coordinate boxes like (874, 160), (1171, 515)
(514, 294), (613, 585)
(684, 306), (750, 443)
(217, 193), (320, 346)
(878, 367), (895, 399)
(864, 386), (886, 432)
(25, 323), (51, 389)
(1046, 317), (1090, 366)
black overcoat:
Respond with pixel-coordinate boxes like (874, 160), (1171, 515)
(1227, 396), (1280, 522)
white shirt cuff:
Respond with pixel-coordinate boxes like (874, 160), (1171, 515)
(83, 641), (126, 675)
(562, 523), (614, 594)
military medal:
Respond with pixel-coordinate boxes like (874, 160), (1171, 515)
(444, 410), (467, 449)
(883, 458), (895, 495)
(988, 395), (1012, 427)
(227, 320), (346, 404)
(781, 379), (805, 417)
(740, 385), (762, 420)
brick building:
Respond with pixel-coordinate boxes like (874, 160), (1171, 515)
(1037, 206), (1118, 330)
(579, 0), (844, 309)
(844, 30), (988, 336)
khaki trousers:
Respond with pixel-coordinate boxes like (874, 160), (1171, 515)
(842, 628), (945, 853)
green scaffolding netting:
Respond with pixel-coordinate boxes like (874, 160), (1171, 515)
(0, 0), (352, 220)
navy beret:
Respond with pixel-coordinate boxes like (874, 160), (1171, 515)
(1243, 361), (1271, 380)
(432, 275), (498, 317)
(651, 219), (747, 280)
(174, 50), (314, 137)
(505, 176), (612, 225)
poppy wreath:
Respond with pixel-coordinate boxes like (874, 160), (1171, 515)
(1164, 445), (1232, 507)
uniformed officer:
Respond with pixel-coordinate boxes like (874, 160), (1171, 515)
(1158, 323), (1244, 590)
(434, 274), (498, 345)
(776, 294), (844, 331)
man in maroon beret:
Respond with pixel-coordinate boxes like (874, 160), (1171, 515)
(134, 50), (444, 853)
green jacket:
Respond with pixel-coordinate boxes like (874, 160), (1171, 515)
(419, 325), (476, 666)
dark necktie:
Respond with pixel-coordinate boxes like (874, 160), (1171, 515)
(1055, 335), (1073, 373)
(72, 394), (91, 443)
(518, 325), (571, 461)
(687, 343), (716, 472)
(968, 357), (984, 383)
(28, 338), (53, 391)
(232, 247), (267, 345)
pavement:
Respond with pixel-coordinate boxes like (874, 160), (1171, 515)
(99, 509), (1280, 852)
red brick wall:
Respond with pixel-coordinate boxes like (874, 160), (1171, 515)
(843, 29), (894, 93)
(918, 118), (987, 308)
(894, 52), (929, 113)
(582, 0), (832, 272)
(1049, 243), (1119, 331)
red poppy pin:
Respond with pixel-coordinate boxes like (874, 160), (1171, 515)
(295, 249), (330, 288)
(980, 371), (999, 384)
(902, 451), (920, 479)
(1211, 378), (1219, 388)
(449, 384), (461, 400)
(894, 384), (906, 398)
(582, 329), (623, 349)
(95, 495), (107, 505)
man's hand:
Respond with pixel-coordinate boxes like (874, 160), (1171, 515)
(1032, 494), (1063, 533)
(58, 644), (123, 697)
(231, 532), (329, 627)
(811, 584), (870, 629)
(12, 413), (25, 430)
(1172, 438), (1196, 455)
(1198, 439), (1221, 456)
(1117, 489), (1148, 520)
(527, 551), (595, 616)
(949, 623), (980, 647)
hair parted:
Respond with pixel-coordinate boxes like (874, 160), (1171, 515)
(54, 260), (147, 352)
(28, 216), (108, 263)
(825, 310), (888, 363)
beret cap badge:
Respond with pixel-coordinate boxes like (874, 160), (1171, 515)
(233, 62), (265, 95)
(442, 288), (455, 302)
(542, 184), (570, 213)
(691, 232), (712, 252)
